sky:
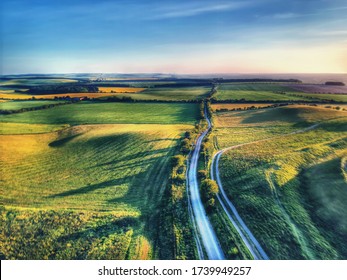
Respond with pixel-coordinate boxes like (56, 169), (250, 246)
(1, 0), (347, 74)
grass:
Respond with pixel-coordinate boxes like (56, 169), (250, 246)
(0, 102), (199, 125)
(213, 105), (347, 259)
(108, 86), (211, 101)
(0, 124), (193, 259)
(0, 100), (65, 111)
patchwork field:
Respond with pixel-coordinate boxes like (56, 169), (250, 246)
(0, 102), (199, 125)
(213, 105), (347, 259)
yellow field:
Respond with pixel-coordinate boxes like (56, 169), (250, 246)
(98, 87), (145, 93)
(211, 103), (272, 111)
(0, 93), (34, 100)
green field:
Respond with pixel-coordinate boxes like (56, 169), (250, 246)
(214, 83), (347, 102)
(0, 123), (194, 259)
(0, 100), (65, 111)
(213, 105), (347, 259)
(0, 102), (199, 125)
(104, 86), (211, 101)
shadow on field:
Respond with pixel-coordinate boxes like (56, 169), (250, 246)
(49, 179), (126, 198)
(241, 107), (308, 125)
(89, 147), (172, 169)
(57, 217), (140, 242)
(49, 134), (82, 147)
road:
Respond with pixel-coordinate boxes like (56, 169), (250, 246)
(187, 104), (225, 260)
(211, 150), (269, 260)
(210, 123), (320, 260)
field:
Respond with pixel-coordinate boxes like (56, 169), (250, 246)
(0, 124), (193, 259)
(0, 102), (199, 125)
(213, 105), (347, 259)
(109, 86), (211, 101)
(288, 84), (347, 94)
(214, 83), (346, 102)
(0, 78), (78, 87)
(0, 100), (65, 111)
(98, 87), (145, 93)
(211, 103), (273, 111)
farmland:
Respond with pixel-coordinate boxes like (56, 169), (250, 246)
(1, 75), (347, 260)
(212, 105), (347, 259)
(214, 83), (346, 102)
(108, 86), (211, 101)
(0, 102), (199, 125)
(0, 100), (65, 111)
(0, 124), (194, 259)
(98, 87), (145, 93)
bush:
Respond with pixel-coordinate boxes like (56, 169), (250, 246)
(200, 179), (219, 203)
(172, 155), (185, 167)
(198, 170), (208, 179)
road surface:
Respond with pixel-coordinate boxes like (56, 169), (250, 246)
(187, 104), (225, 260)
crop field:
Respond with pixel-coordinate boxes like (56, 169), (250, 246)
(214, 83), (311, 101)
(288, 84), (347, 94)
(285, 92), (347, 102)
(214, 83), (347, 102)
(0, 91), (34, 100)
(213, 106), (347, 259)
(0, 100), (65, 111)
(0, 102), (199, 125)
(98, 87), (145, 93)
(110, 86), (211, 101)
(0, 123), (194, 259)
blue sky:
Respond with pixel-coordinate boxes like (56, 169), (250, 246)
(1, 0), (346, 74)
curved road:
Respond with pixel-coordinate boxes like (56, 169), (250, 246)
(187, 104), (225, 260)
(211, 150), (269, 260)
(210, 123), (320, 260)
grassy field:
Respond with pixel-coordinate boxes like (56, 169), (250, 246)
(214, 83), (347, 102)
(214, 83), (308, 101)
(0, 123), (69, 134)
(108, 86), (211, 101)
(213, 105), (347, 259)
(0, 100), (65, 111)
(0, 123), (193, 259)
(0, 102), (199, 125)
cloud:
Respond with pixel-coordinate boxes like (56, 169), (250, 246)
(148, 1), (251, 19)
